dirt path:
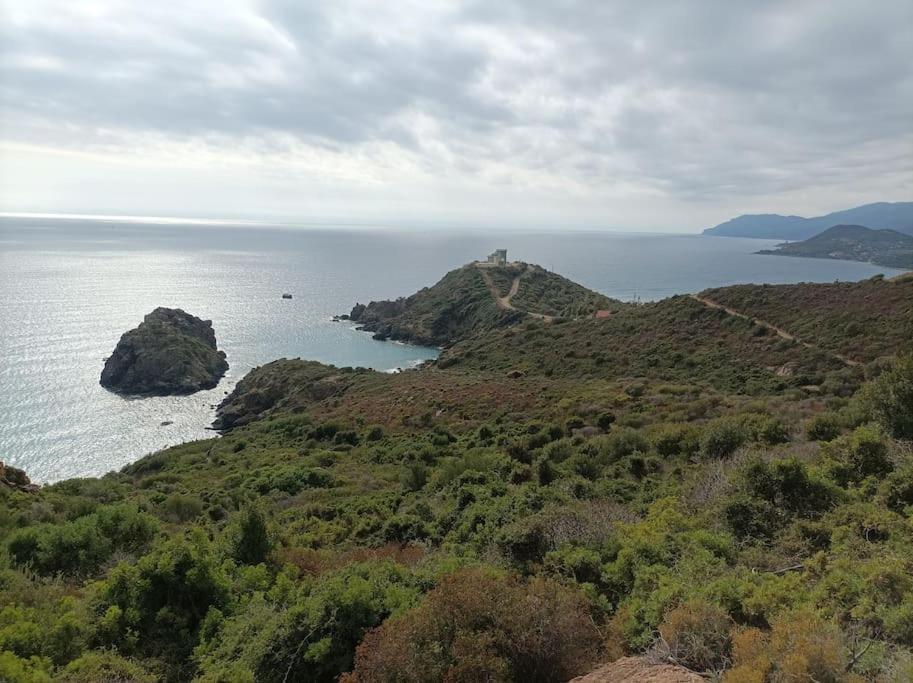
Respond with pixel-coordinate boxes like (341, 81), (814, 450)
(477, 265), (553, 322)
(690, 294), (860, 367)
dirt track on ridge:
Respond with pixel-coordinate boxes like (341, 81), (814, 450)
(477, 265), (553, 321)
(689, 294), (860, 367)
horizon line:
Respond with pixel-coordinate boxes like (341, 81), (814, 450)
(0, 211), (700, 235)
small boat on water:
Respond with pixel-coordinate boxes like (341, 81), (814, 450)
(282, 293), (293, 299)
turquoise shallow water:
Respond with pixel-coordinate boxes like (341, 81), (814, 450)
(0, 217), (904, 482)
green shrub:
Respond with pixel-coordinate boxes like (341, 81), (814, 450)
(162, 493), (203, 522)
(651, 424), (701, 458)
(231, 506), (272, 566)
(596, 412), (616, 431)
(867, 353), (913, 438)
(252, 465), (334, 495)
(7, 506), (157, 577)
(725, 457), (838, 540)
(806, 412), (842, 441)
(97, 533), (230, 663)
(0, 651), (52, 683)
(365, 425), (386, 441)
(823, 424), (892, 486)
(197, 561), (424, 682)
(58, 651), (155, 682)
(599, 428), (650, 462)
(701, 418), (746, 458)
(884, 600), (913, 645)
(879, 462), (913, 512)
(743, 414), (790, 445)
(400, 463), (428, 492)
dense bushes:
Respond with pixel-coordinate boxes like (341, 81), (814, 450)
(806, 411), (843, 441)
(345, 568), (601, 682)
(96, 532), (230, 670)
(867, 353), (913, 438)
(1, 333), (912, 680)
(725, 457), (837, 540)
(195, 561), (425, 682)
(724, 612), (851, 682)
(6, 505), (157, 576)
(251, 464), (334, 495)
(822, 425), (893, 486)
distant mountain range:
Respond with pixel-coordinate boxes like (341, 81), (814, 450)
(757, 224), (913, 270)
(704, 201), (913, 239)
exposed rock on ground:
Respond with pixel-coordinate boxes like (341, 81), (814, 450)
(100, 308), (228, 396)
(0, 461), (40, 492)
(568, 657), (704, 683)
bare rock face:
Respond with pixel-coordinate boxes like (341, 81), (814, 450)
(0, 461), (40, 492)
(100, 308), (228, 396)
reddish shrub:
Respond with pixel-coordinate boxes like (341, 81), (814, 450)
(345, 567), (601, 682)
(658, 600), (732, 672)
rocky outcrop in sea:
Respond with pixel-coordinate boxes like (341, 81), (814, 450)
(100, 307), (228, 395)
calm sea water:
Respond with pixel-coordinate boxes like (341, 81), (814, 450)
(1, 217), (905, 482)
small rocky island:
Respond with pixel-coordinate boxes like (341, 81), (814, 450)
(100, 307), (228, 395)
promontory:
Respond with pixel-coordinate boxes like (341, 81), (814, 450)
(100, 307), (228, 395)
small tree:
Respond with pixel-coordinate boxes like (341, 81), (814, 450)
(233, 506), (272, 566)
(868, 354), (913, 439)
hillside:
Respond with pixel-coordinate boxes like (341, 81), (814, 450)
(703, 201), (913, 239)
(347, 262), (618, 346)
(3, 267), (913, 682)
(485, 263), (618, 318)
(700, 275), (913, 363)
(757, 224), (913, 269)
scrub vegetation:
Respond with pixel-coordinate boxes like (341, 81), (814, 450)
(2, 268), (912, 682)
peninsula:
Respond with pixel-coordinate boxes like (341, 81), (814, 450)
(757, 224), (913, 270)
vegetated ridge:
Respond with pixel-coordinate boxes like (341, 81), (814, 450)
(756, 224), (913, 270)
(347, 261), (618, 346)
(100, 307), (228, 395)
(703, 200), (913, 239)
(4, 265), (913, 682)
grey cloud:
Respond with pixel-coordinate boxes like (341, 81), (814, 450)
(0, 0), (910, 205)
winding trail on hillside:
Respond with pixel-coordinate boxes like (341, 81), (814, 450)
(476, 265), (554, 322)
(689, 294), (861, 367)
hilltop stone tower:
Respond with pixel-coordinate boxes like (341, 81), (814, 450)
(486, 249), (507, 266)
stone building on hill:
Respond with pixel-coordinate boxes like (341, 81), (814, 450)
(485, 249), (507, 266)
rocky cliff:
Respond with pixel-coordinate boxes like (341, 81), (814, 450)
(100, 307), (228, 395)
(213, 359), (354, 431)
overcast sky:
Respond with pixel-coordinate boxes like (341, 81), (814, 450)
(1, 0), (911, 231)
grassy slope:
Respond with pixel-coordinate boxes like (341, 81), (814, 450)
(700, 276), (913, 362)
(439, 295), (852, 394)
(509, 264), (618, 317)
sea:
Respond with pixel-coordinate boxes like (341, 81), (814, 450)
(1, 216), (906, 483)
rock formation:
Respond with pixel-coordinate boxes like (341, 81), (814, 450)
(0, 461), (40, 493)
(100, 307), (228, 395)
